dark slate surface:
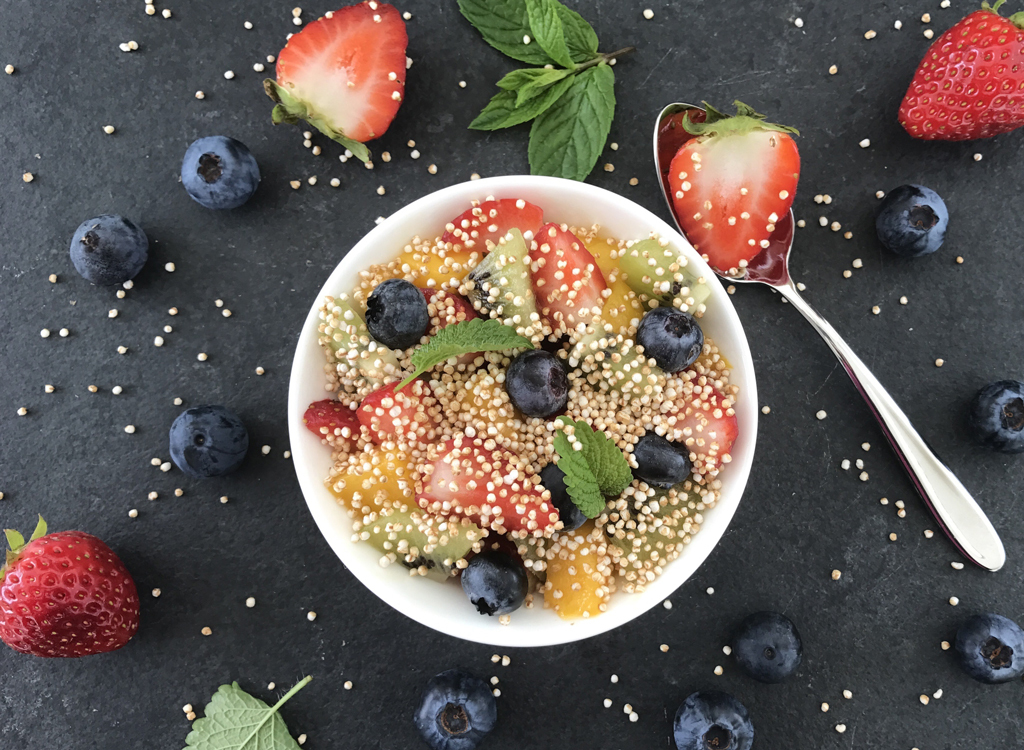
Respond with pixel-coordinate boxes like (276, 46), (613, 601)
(1, 1), (1022, 748)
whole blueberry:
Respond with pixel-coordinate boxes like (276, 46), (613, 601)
(461, 550), (528, 616)
(876, 184), (948, 257)
(955, 613), (1024, 684)
(181, 136), (260, 210)
(504, 350), (568, 419)
(539, 463), (586, 531)
(365, 279), (431, 350)
(414, 669), (497, 750)
(673, 691), (753, 750)
(632, 433), (691, 489)
(636, 307), (704, 373)
(169, 405), (249, 478)
(731, 611), (803, 683)
(967, 380), (1024, 454)
(69, 214), (148, 285)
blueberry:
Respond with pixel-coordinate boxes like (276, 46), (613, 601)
(967, 380), (1024, 454)
(955, 613), (1024, 684)
(69, 214), (148, 286)
(673, 691), (753, 750)
(169, 405), (249, 478)
(731, 611), (803, 683)
(876, 185), (948, 257)
(539, 463), (586, 531)
(504, 350), (568, 418)
(365, 279), (430, 350)
(414, 669), (497, 750)
(461, 550), (528, 616)
(636, 308), (704, 373)
(181, 136), (260, 210)
(632, 433), (691, 489)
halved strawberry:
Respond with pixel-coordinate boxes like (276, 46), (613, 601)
(303, 399), (362, 452)
(266, 1), (408, 161)
(669, 101), (800, 276)
(441, 199), (545, 250)
(530, 223), (607, 332)
(358, 379), (440, 445)
(420, 288), (479, 329)
(664, 383), (738, 476)
(416, 438), (560, 536)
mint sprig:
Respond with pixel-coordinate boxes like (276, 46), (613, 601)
(459, 0), (633, 181)
(184, 676), (312, 750)
(397, 318), (535, 390)
(553, 417), (633, 519)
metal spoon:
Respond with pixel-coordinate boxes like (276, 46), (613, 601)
(654, 102), (1006, 572)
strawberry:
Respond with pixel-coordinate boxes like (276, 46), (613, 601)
(441, 198), (545, 250)
(420, 288), (479, 329)
(899, 0), (1024, 141)
(0, 517), (139, 658)
(303, 399), (362, 452)
(668, 101), (800, 276)
(358, 379), (440, 445)
(265, 1), (408, 159)
(664, 383), (739, 477)
(416, 438), (560, 536)
(530, 223), (608, 331)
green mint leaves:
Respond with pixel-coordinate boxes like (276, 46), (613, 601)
(397, 318), (535, 390)
(553, 417), (633, 519)
(184, 676), (312, 750)
(460, 0), (632, 181)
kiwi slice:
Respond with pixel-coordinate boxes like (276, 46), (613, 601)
(318, 293), (401, 389)
(567, 326), (664, 400)
(618, 239), (712, 316)
(461, 228), (542, 341)
(354, 506), (486, 581)
(604, 486), (694, 591)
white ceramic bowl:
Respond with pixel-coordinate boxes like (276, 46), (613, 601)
(288, 175), (757, 648)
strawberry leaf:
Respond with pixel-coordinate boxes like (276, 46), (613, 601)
(4, 529), (25, 554)
(528, 64), (615, 181)
(184, 676), (311, 750)
(29, 515), (47, 542)
(553, 431), (605, 518)
(457, 0), (557, 66)
(469, 76), (575, 131)
(397, 318), (535, 390)
(524, 0), (575, 69)
(264, 80), (371, 164)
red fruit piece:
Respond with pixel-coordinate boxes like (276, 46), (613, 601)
(358, 379), (440, 445)
(441, 198), (545, 250)
(665, 383), (739, 477)
(530, 223), (607, 332)
(269, 1), (408, 148)
(303, 399), (362, 452)
(420, 288), (479, 328)
(669, 101), (800, 276)
(0, 519), (139, 658)
(899, 2), (1024, 141)
(416, 438), (560, 536)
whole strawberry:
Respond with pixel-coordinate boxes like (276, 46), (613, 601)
(899, 0), (1024, 140)
(0, 517), (139, 658)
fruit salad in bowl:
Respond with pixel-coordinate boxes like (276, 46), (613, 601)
(288, 176), (757, 647)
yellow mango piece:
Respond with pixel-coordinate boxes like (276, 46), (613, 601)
(544, 522), (613, 620)
(447, 367), (521, 446)
(397, 244), (480, 292)
(585, 237), (644, 334)
(327, 448), (417, 515)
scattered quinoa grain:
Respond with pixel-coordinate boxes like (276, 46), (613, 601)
(197, 352), (208, 361)
(162, 9), (171, 18)
(889, 533), (898, 541)
(246, 597), (256, 608)
(40, 328), (50, 338)
(935, 358), (944, 367)
(195, 91), (205, 99)
(643, 8), (654, 19)
(186, 712), (196, 722)
(706, 587), (715, 595)
(933, 689), (943, 699)
(859, 138), (871, 148)
(224, 70), (235, 79)
(501, 656), (510, 666)
(117, 346), (128, 354)
(4, 64), (14, 75)
(603, 698), (612, 708)
(864, 29), (876, 39)
(344, 681), (353, 690)
(816, 410), (827, 420)
(169, 307), (178, 315)
(297, 735), (306, 746)
(821, 702), (829, 712)
(843, 270), (853, 278)
(924, 529), (934, 538)
(290, 180), (301, 189)
(973, 153), (983, 162)
(761, 405), (771, 414)
(794, 18), (804, 27)
(428, 164), (438, 175)
(941, 640), (951, 650)
(843, 690), (852, 699)
(307, 611), (317, 621)
(153, 589), (162, 598)
(308, 176), (317, 186)
(951, 562), (964, 570)
(112, 385), (123, 395)
(174, 488), (183, 497)
(151, 458), (161, 466)
(160, 462), (171, 473)
(48, 274), (57, 283)
(660, 644), (670, 653)
(722, 645), (732, 655)
(796, 219), (806, 227)
(256, 366), (265, 375)
(128, 509), (138, 518)
(154, 336), (164, 347)
(956, 256), (964, 264)
(148, 491), (158, 500)
(124, 425), (136, 434)
(713, 665), (723, 676)
(108, 309), (119, 318)
(201, 627), (212, 636)
(872, 306), (880, 315)
(629, 177), (638, 186)
(841, 459), (851, 470)
(949, 597), (959, 606)
(45, 385), (55, 394)
(222, 309), (232, 318)
(663, 600), (673, 610)
(924, 29), (934, 39)
(220, 496), (229, 504)
(330, 178), (340, 187)
(59, 328), (68, 337)
(22, 172), (33, 183)
(831, 569), (842, 580)
(828, 64), (837, 75)
(173, 397), (182, 405)
(895, 19), (903, 29)
(262, 445), (271, 455)
(610, 674), (618, 683)
(920, 694), (929, 705)
(859, 471), (869, 481)
(726, 285), (736, 294)
(836, 724), (847, 734)
(244, 20), (253, 29)
(410, 149), (421, 159)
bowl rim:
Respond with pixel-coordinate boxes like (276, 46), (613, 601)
(287, 174), (758, 648)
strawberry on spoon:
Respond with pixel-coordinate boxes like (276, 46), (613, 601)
(668, 101), (800, 277)
(264, 1), (409, 164)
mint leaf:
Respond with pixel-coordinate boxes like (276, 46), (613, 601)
(184, 676), (311, 750)
(557, 418), (633, 496)
(457, 0), (555, 66)
(469, 76), (576, 130)
(398, 318), (535, 389)
(556, 4), (599, 62)
(553, 431), (606, 518)
(515, 68), (571, 105)
(528, 63), (615, 181)
(525, 0), (575, 69)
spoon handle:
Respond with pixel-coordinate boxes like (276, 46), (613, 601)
(775, 282), (1005, 571)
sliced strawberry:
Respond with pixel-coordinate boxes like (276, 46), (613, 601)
(416, 438), (560, 536)
(358, 379), (440, 445)
(269, 1), (408, 149)
(441, 198), (545, 250)
(303, 399), (362, 452)
(665, 383), (739, 476)
(420, 288), (479, 329)
(530, 223), (607, 332)
(669, 102), (800, 276)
